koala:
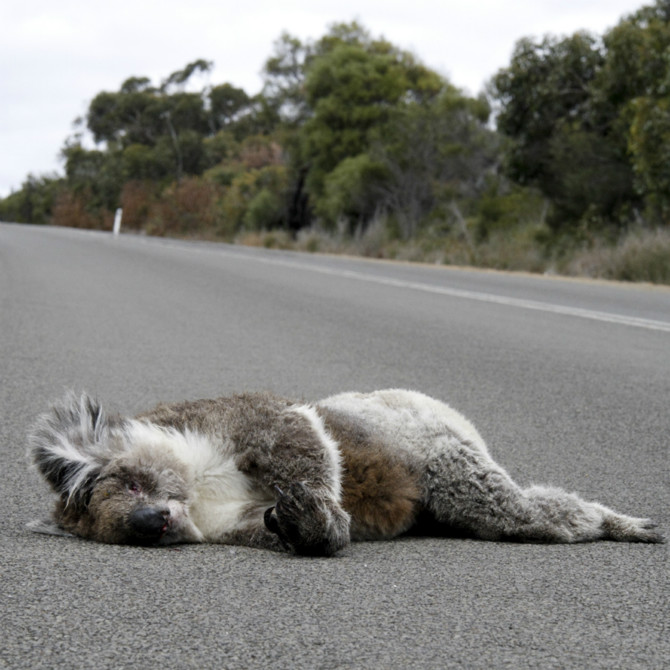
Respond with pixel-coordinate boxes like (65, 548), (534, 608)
(28, 389), (663, 554)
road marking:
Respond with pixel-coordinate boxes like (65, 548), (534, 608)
(215, 250), (670, 333)
(119, 233), (670, 334)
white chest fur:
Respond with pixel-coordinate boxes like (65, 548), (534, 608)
(176, 431), (272, 540)
(128, 421), (272, 541)
(189, 452), (269, 540)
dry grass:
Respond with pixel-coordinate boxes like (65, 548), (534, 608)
(115, 198), (670, 285)
(234, 222), (670, 285)
(237, 217), (551, 271)
(565, 228), (670, 284)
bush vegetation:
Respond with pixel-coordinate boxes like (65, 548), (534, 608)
(2, 3), (670, 284)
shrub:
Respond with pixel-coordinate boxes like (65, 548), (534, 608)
(119, 181), (158, 230)
(239, 136), (283, 169)
(147, 177), (221, 236)
(243, 188), (283, 230)
(581, 229), (670, 284)
(317, 153), (389, 227)
(51, 189), (112, 230)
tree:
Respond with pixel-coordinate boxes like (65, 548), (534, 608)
(629, 97), (670, 217)
(60, 139), (122, 211)
(372, 90), (499, 237)
(490, 33), (604, 191)
(299, 31), (443, 219)
(0, 27), (518, 238)
(260, 22), (450, 230)
(490, 31), (641, 229)
(318, 153), (389, 226)
(0, 174), (62, 223)
(87, 85), (164, 146)
(161, 59), (213, 93)
(598, 1), (670, 219)
(491, 2), (670, 229)
(209, 83), (251, 131)
(262, 32), (311, 125)
(261, 23), (393, 125)
(282, 23), (493, 233)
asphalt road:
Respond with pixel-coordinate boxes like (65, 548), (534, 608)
(1, 223), (668, 669)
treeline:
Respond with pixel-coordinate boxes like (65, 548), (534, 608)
(0, 22), (498, 239)
(2, 3), (670, 279)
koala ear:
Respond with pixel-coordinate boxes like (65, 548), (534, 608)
(28, 392), (121, 505)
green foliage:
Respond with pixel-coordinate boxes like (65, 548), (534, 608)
(203, 130), (239, 167)
(0, 23), (522, 251)
(216, 164), (288, 233)
(6, 12), (670, 283)
(629, 97), (670, 216)
(548, 123), (636, 226)
(262, 32), (310, 124)
(602, 4), (670, 219)
(302, 44), (399, 193)
(271, 21), (491, 234)
(0, 174), (62, 223)
(87, 88), (163, 146)
(490, 32), (615, 223)
(209, 84), (251, 131)
(122, 143), (170, 181)
(243, 188), (283, 230)
(61, 140), (123, 211)
(301, 35), (443, 203)
(166, 93), (210, 136)
(366, 89), (499, 238)
(491, 0), (670, 231)
(161, 59), (212, 91)
(318, 153), (389, 226)
(260, 21), (451, 231)
(475, 181), (546, 242)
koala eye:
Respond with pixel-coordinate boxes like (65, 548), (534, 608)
(127, 482), (142, 494)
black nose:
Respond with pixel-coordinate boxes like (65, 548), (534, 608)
(128, 506), (169, 540)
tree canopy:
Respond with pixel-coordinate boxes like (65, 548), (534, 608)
(490, 0), (670, 230)
(2, 6), (670, 250)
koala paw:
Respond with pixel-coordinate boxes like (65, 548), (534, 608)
(264, 483), (348, 556)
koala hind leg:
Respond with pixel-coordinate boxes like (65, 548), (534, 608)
(421, 444), (663, 543)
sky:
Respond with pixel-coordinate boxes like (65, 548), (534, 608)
(0, 0), (649, 197)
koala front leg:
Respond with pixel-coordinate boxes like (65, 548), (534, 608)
(214, 493), (350, 556)
(234, 404), (351, 556)
(264, 482), (351, 556)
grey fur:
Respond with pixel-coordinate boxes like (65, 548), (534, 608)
(28, 389), (664, 554)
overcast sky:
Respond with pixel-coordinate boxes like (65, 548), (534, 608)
(0, 0), (648, 197)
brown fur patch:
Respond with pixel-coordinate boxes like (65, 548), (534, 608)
(136, 392), (294, 435)
(319, 409), (421, 541)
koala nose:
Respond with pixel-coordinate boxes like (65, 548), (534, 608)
(128, 506), (169, 540)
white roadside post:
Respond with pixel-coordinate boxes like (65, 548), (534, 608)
(113, 208), (123, 236)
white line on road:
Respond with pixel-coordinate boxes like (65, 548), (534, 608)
(216, 250), (670, 333)
(120, 232), (670, 334)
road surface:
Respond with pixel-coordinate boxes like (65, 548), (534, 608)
(1, 223), (668, 669)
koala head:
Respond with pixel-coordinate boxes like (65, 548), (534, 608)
(28, 392), (203, 545)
